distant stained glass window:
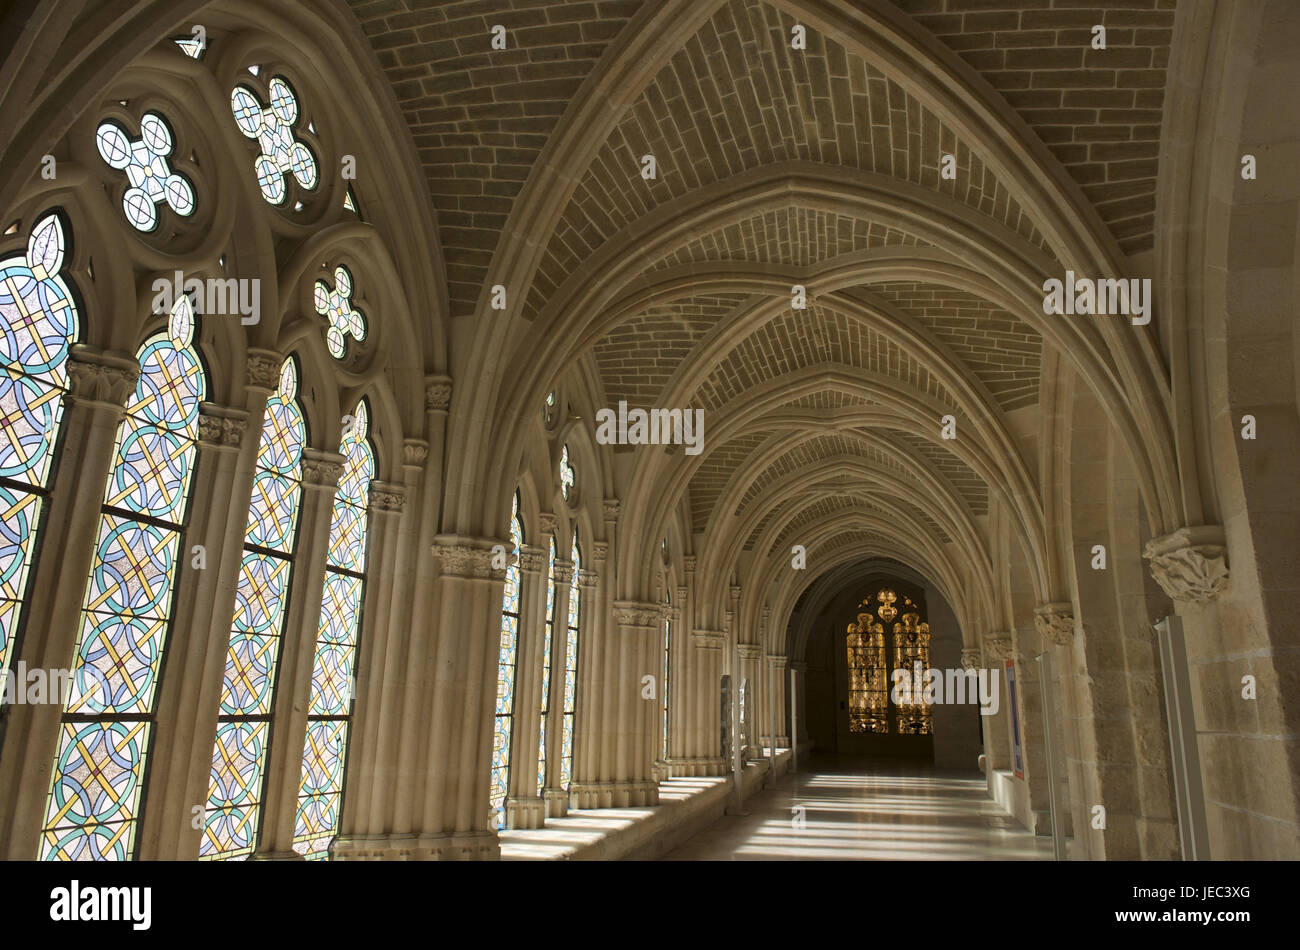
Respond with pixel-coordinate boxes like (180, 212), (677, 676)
(559, 444), (574, 502)
(560, 531), (580, 789)
(537, 536), (556, 794)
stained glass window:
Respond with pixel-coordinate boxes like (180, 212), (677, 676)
(845, 588), (932, 735)
(662, 590), (671, 759)
(230, 76), (318, 205)
(537, 536), (555, 794)
(95, 113), (195, 232)
(292, 400), (375, 859)
(0, 213), (78, 690)
(490, 490), (523, 829)
(312, 266), (366, 360)
(41, 295), (205, 860)
(559, 444), (574, 502)
(560, 531), (580, 789)
(201, 357), (306, 859)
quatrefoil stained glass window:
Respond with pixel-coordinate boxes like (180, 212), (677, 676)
(313, 266), (366, 360)
(230, 76), (318, 205)
(95, 113), (195, 232)
(42, 295), (206, 860)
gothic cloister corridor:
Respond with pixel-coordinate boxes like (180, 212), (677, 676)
(0, 0), (1297, 934)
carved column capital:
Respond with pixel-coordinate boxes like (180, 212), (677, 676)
(301, 448), (345, 489)
(736, 644), (761, 660)
(682, 556), (697, 573)
(791, 661), (808, 673)
(1143, 526), (1229, 605)
(66, 346), (139, 406)
(432, 534), (508, 580)
(767, 654), (788, 669)
(691, 629), (726, 649)
(729, 586), (741, 601)
(577, 568), (599, 589)
(425, 376), (452, 412)
(402, 438), (429, 469)
(1033, 602), (1075, 646)
(245, 348), (282, 390)
(602, 498), (621, 522)
(960, 648), (981, 671)
(592, 541), (609, 561)
(665, 605), (681, 622)
(613, 600), (662, 630)
(982, 632), (1014, 661)
(552, 559), (575, 584)
(197, 403), (248, 449)
(518, 545), (547, 574)
(369, 480), (406, 513)
(539, 512), (558, 536)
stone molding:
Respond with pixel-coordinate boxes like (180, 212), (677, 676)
(602, 498), (621, 521)
(691, 629), (726, 649)
(67, 346), (140, 406)
(425, 376), (452, 412)
(197, 403), (248, 448)
(244, 348), (282, 390)
(577, 568), (599, 589)
(736, 644), (761, 660)
(432, 535), (508, 580)
(592, 541), (609, 560)
(1033, 602), (1075, 646)
(1143, 526), (1229, 605)
(369, 480), (406, 513)
(960, 648), (981, 671)
(767, 654), (787, 669)
(333, 831), (498, 861)
(682, 555), (696, 572)
(613, 600), (662, 630)
(539, 512), (557, 535)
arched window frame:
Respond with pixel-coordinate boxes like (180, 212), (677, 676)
(560, 528), (580, 790)
(537, 535), (556, 794)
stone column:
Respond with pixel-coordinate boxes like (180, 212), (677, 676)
(571, 535), (609, 798)
(736, 644), (761, 760)
(980, 632), (1014, 778)
(336, 479), (406, 846)
(137, 400), (252, 860)
(791, 661), (809, 748)
(542, 555), (574, 818)
(768, 654), (789, 746)
(0, 346), (138, 860)
(505, 542), (547, 829)
(254, 448), (345, 859)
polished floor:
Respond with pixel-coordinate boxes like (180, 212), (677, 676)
(661, 755), (1055, 860)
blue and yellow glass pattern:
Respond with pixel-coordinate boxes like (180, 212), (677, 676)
(560, 531), (579, 789)
(0, 212), (77, 690)
(202, 357), (305, 859)
(293, 400), (374, 859)
(490, 489), (523, 829)
(42, 295), (204, 860)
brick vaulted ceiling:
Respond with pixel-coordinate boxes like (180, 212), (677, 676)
(348, 0), (1178, 551)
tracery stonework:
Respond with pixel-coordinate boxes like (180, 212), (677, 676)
(1143, 526), (1230, 605)
(1034, 602), (1075, 646)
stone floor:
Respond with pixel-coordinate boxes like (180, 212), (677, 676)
(660, 755), (1056, 860)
